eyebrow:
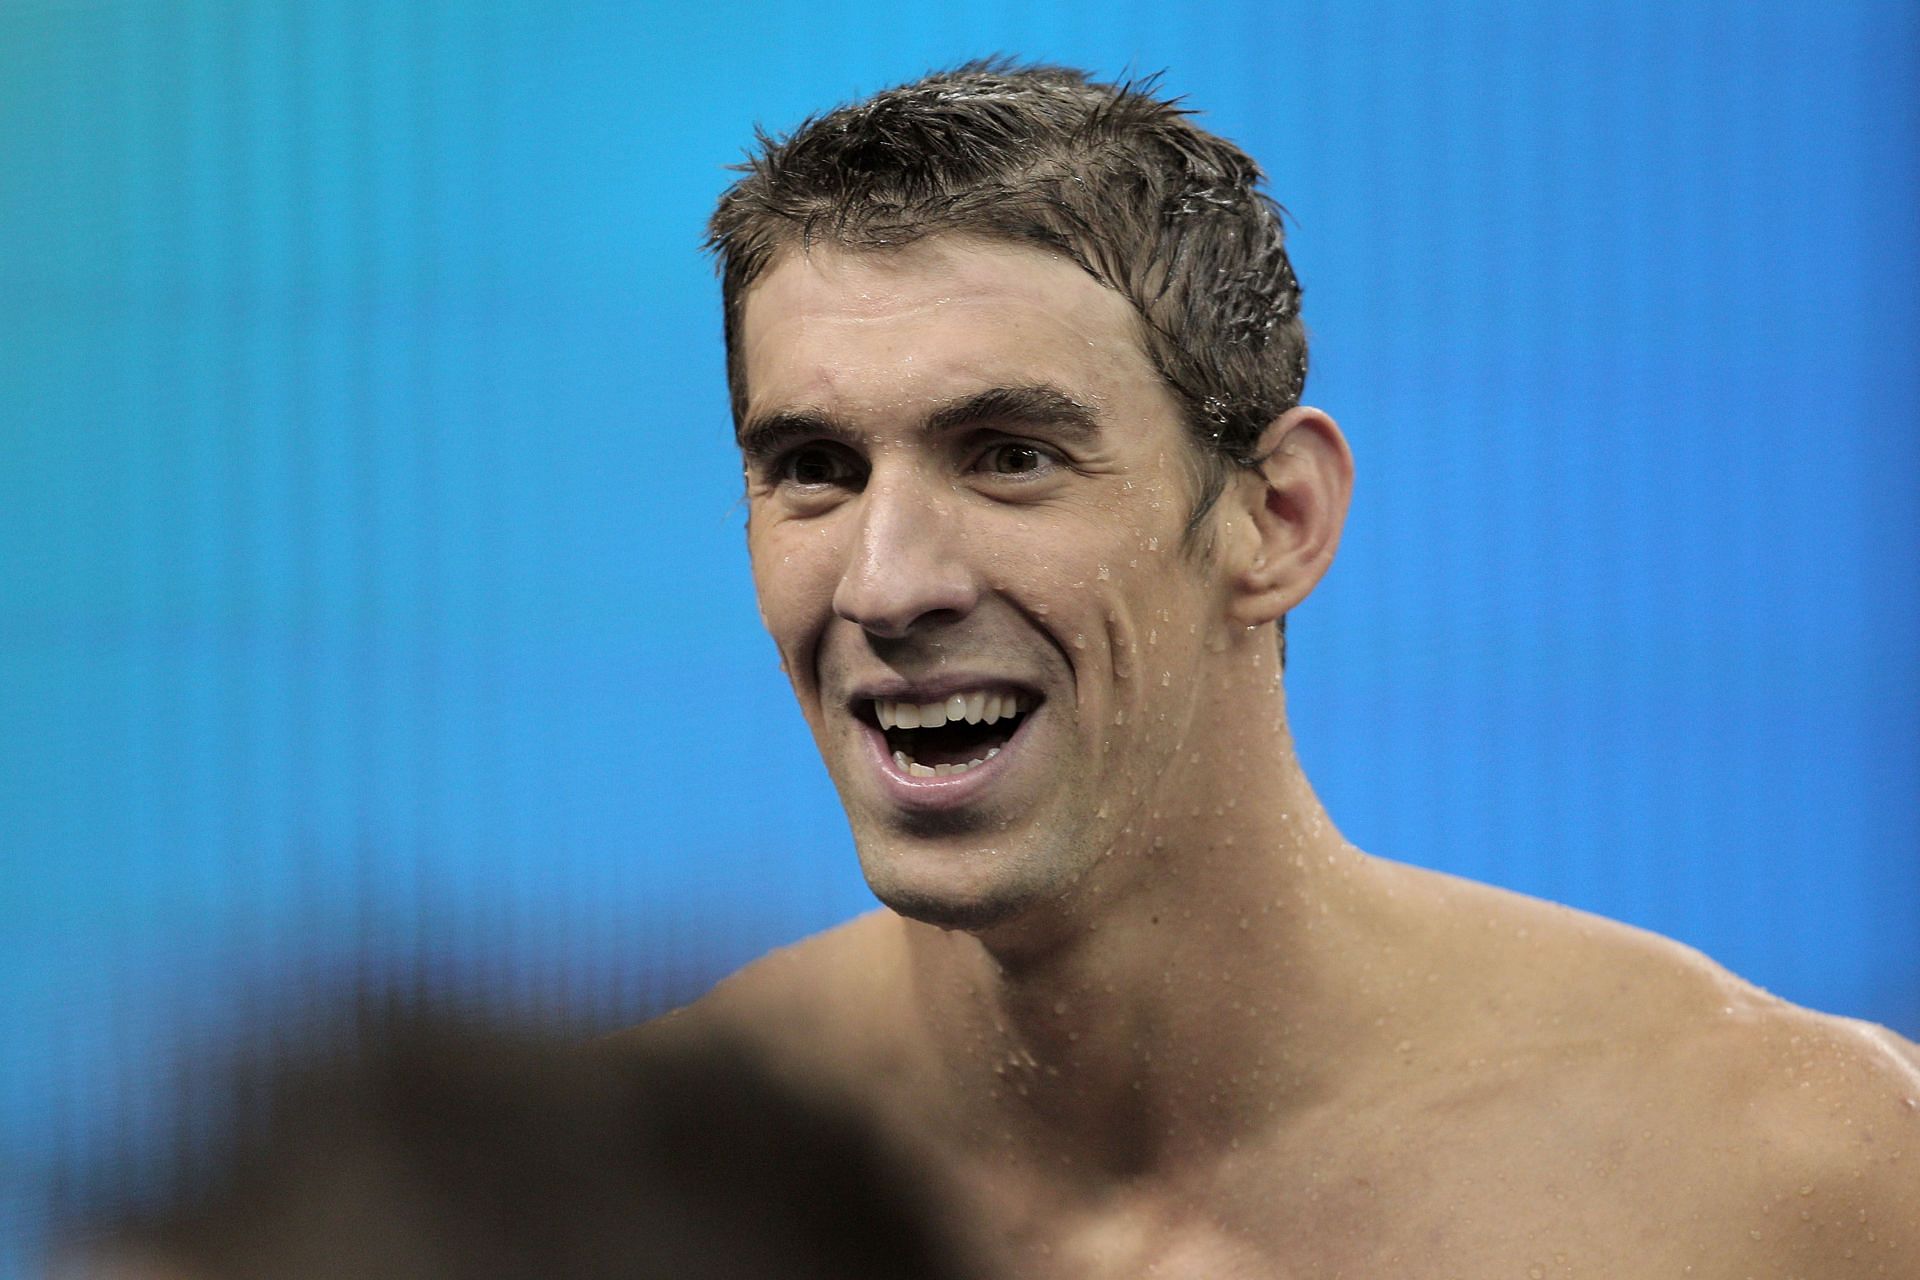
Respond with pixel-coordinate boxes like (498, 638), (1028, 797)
(736, 410), (858, 463)
(738, 383), (1104, 460)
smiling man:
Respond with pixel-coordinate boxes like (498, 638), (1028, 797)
(636, 62), (1920, 1277)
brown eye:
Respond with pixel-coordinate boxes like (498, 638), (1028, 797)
(780, 444), (859, 487)
(979, 442), (1056, 476)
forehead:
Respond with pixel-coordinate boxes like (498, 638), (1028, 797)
(738, 236), (1178, 428)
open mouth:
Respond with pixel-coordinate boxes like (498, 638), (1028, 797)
(863, 691), (1037, 778)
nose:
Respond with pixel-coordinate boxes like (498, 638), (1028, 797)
(832, 476), (978, 639)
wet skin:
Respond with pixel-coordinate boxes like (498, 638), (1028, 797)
(738, 234), (1288, 947)
(634, 235), (1920, 1278)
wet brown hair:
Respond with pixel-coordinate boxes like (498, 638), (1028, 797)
(708, 58), (1309, 543)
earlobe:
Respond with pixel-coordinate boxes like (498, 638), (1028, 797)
(1226, 406), (1354, 628)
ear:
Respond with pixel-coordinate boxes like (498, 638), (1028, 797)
(1220, 406), (1354, 628)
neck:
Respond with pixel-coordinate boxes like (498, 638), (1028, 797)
(897, 648), (1378, 1184)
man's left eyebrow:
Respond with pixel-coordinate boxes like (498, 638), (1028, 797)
(924, 385), (1104, 439)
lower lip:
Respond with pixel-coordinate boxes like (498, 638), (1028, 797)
(859, 709), (1037, 813)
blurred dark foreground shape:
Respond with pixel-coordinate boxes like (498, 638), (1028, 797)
(55, 1005), (969, 1279)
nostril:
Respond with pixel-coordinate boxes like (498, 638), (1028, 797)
(833, 575), (977, 639)
(833, 503), (979, 635)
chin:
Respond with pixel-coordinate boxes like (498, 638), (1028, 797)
(855, 836), (1062, 934)
(874, 886), (1029, 933)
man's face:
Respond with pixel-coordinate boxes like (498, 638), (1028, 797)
(738, 236), (1234, 932)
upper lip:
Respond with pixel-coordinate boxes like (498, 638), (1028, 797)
(845, 675), (1044, 709)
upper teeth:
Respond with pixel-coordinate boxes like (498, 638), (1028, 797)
(875, 691), (1030, 731)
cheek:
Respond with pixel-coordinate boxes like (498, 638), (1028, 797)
(748, 524), (846, 672)
(1110, 558), (1211, 677)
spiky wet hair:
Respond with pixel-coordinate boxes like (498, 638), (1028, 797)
(707, 58), (1309, 533)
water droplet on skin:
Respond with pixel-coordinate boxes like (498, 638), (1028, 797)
(1160, 670), (1171, 686)
(1071, 633), (1086, 649)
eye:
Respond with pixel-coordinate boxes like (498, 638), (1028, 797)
(776, 443), (863, 488)
(975, 440), (1060, 478)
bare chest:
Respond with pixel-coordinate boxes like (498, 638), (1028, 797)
(931, 1114), (1731, 1280)
(956, 1186), (1713, 1280)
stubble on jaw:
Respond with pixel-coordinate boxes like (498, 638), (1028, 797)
(846, 804), (1077, 935)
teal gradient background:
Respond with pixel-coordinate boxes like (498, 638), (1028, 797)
(3, 0), (1916, 1269)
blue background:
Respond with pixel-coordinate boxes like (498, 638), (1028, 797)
(3, 0), (1916, 1269)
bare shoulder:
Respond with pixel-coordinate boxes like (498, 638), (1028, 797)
(608, 909), (913, 1089)
(1380, 860), (1920, 1269)
(1683, 997), (1920, 1270)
